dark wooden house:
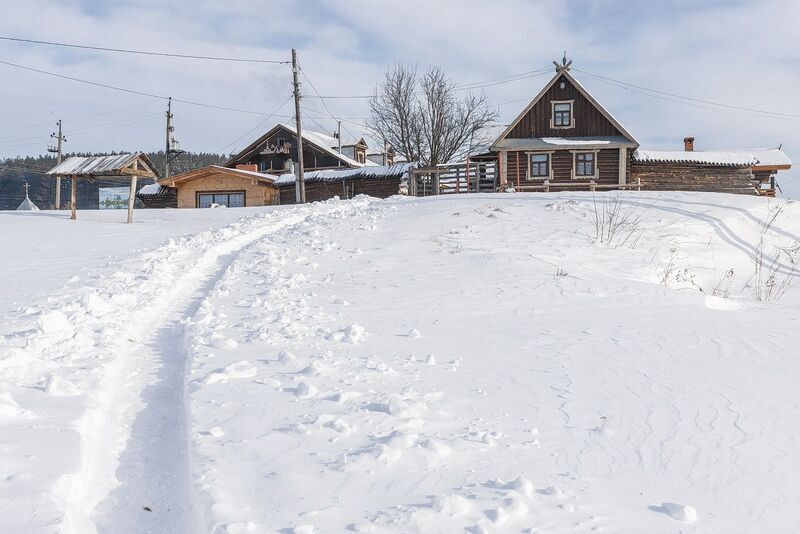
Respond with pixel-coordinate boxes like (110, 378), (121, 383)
(224, 124), (378, 174)
(489, 60), (791, 195)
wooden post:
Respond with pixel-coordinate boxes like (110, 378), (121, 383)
(515, 152), (521, 189)
(618, 147), (627, 186)
(433, 170), (440, 195)
(498, 151), (507, 190)
(127, 160), (138, 224)
(70, 175), (77, 220)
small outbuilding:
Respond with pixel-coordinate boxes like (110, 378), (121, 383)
(47, 153), (158, 222)
(153, 163), (412, 208)
(156, 165), (279, 208)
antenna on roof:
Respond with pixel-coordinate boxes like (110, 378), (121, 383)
(553, 52), (572, 73)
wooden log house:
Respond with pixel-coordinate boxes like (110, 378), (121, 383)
(483, 58), (791, 196)
(150, 122), (405, 208)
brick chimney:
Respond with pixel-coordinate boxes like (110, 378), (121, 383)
(236, 164), (259, 173)
(683, 137), (695, 152)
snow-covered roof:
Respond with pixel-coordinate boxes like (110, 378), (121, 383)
(279, 124), (379, 168)
(16, 196), (39, 211)
(228, 123), (379, 170)
(720, 148), (792, 168)
(633, 149), (757, 167)
(47, 153), (158, 177)
(494, 136), (634, 151)
(273, 163), (415, 186)
(137, 183), (166, 196)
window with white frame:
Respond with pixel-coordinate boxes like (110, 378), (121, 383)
(574, 152), (596, 178)
(552, 101), (574, 128)
(529, 153), (550, 179)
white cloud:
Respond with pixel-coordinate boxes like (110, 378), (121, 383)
(1, 0), (798, 195)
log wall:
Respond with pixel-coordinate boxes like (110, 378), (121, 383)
(630, 163), (755, 194)
(505, 148), (622, 186)
(279, 178), (401, 204)
(507, 76), (623, 138)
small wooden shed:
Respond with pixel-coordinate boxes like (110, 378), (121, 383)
(47, 153), (158, 222)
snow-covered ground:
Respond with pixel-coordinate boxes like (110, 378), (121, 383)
(1, 192), (799, 534)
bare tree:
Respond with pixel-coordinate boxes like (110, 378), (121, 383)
(368, 64), (497, 167)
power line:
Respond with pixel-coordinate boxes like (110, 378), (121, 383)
(573, 68), (800, 120)
(0, 35), (290, 64)
(298, 65), (359, 141)
(0, 58), (293, 117)
(303, 67), (553, 99)
(0, 99), (162, 133)
(454, 69), (552, 90)
(216, 94), (294, 154)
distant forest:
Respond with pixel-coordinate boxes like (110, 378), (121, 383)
(0, 151), (227, 210)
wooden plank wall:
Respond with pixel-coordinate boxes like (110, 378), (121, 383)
(630, 163), (755, 194)
(507, 76), (623, 138)
(175, 173), (278, 208)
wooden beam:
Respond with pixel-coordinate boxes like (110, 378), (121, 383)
(498, 151), (507, 189)
(70, 175), (77, 220)
(618, 148), (627, 186)
(119, 168), (156, 178)
(127, 160), (138, 224)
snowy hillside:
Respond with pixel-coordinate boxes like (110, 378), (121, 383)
(1, 192), (799, 534)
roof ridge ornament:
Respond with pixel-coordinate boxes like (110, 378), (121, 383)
(553, 52), (572, 73)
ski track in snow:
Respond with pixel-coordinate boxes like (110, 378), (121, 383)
(0, 199), (372, 533)
(1, 192), (800, 533)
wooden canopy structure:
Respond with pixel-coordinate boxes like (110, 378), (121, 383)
(47, 153), (158, 223)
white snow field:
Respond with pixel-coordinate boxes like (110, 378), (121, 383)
(0, 192), (799, 534)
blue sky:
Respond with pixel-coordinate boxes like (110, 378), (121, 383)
(1, 0), (799, 196)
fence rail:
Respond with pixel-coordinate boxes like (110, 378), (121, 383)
(410, 164), (645, 196)
(409, 161), (497, 196)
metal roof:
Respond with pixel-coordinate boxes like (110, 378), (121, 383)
(47, 153), (157, 177)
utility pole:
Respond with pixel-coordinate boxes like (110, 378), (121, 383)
(163, 97), (184, 180)
(165, 97), (174, 179)
(337, 120), (342, 154)
(48, 120), (66, 209)
(291, 48), (306, 203)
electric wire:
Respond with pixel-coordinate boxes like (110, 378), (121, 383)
(0, 35), (290, 64)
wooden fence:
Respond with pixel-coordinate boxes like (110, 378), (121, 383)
(509, 178), (643, 192)
(409, 161), (644, 196)
(409, 161), (497, 196)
